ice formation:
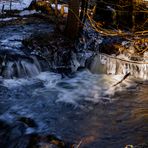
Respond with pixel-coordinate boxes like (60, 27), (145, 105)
(99, 53), (148, 80)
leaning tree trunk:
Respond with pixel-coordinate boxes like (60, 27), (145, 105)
(65, 0), (80, 40)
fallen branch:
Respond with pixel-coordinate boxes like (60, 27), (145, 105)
(113, 73), (130, 87)
(100, 53), (148, 64)
(75, 140), (83, 148)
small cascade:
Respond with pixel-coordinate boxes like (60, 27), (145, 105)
(20, 60), (40, 77)
(0, 55), (48, 79)
(3, 61), (14, 78)
(90, 53), (148, 80)
(0, 0), (32, 11)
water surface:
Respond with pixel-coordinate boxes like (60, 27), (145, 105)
(0, 13), (147, 148)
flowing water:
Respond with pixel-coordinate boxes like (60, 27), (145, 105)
(0, 10), (148, 148)
(0, 69), (148, 147)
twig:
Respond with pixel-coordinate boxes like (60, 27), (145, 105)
(113, 73), (130, 87)
(75, 140), (83, 148)
(100, 53), (148, 64)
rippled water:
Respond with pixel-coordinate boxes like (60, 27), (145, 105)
(0, 15), (148, 148)
(0, 70), (148, 147)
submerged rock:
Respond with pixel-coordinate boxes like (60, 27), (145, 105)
(0, 119), (74, 148)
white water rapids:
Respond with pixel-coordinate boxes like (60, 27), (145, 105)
(2, 70), (138, 107)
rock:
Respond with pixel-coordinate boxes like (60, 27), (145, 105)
(9, 121), (26, 141)
(0, 119), (28, 147)
(0, 119), (11, 147)
(17, 117), (37, 128)
(22, 33), (77, 74)
(0, 119), (74, 148)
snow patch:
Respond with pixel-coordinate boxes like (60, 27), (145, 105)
(51, 4), (68, 13)
(19, 10), (38, 16)
(0, 17), (17, 21)
(0, 0), (32, 11)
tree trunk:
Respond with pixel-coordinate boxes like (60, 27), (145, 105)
(80, 0), (85, 21)
(55, 0), (58, 16)
(79, 0), (88, 33)
(65, 0), (80, 40)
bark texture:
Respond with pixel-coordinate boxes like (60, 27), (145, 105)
(65, 0), (80, 40)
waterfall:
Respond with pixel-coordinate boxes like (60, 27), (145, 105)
(20, 60), (40, 77)
(1, 56), (46, 79)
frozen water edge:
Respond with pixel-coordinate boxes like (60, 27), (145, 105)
(90, 53), (148, 80)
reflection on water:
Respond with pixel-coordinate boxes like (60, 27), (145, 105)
(0, 70), (148, 147)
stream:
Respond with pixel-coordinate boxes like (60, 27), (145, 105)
(0, 13), (148, 148)
(0, 69), (148, 148)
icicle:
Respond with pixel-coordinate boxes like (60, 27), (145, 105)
(99, 53), (148, 80)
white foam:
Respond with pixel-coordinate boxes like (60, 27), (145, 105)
(3, 71), (61, 88)
(36, 72), (61, 87)
(2, 70), (138, 106)
(3, 78), (31, 88)
(55, 71), (136, 105)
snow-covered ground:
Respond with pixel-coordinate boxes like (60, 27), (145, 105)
(0, 0), (69, 13)
(0, 17), (17, 21)
(51, 4), (68, 13)
(0, 0), (32, 11)
(19, 10), (38, 16)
